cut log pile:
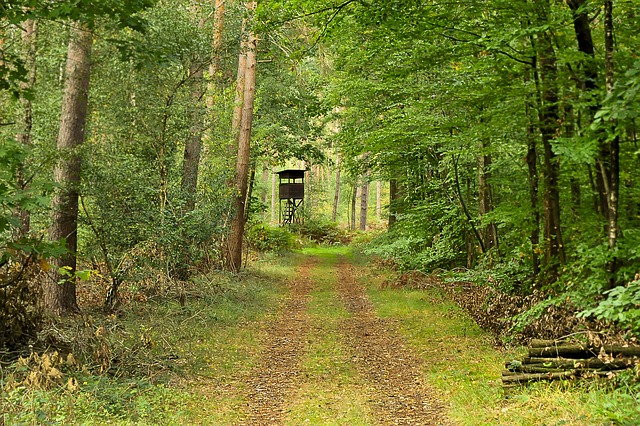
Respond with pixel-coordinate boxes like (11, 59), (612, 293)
(503, 339), (640, 385)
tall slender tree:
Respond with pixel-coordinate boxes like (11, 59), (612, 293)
(181, 8), (206, 212)
(226, 1), (257, 272)
(14, 19), (38, 237)
(535, 2), (566, 271)
(360, 173), (369, 231)
(46, 23), (92, 315)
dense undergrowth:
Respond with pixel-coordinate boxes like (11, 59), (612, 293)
(2, 240), (640, 424)
(362, 228), (640, 425)
(0, 255), (294, 424)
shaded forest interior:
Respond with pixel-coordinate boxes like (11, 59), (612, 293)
(1, 0), (640, 423)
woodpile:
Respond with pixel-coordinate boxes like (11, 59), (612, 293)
(503, 339), (640, 385)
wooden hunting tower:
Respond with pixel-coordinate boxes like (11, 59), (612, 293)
(277, 169), (305, 225)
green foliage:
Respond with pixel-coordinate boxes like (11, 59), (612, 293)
(0, 140), (47, 234)
(1, 0), (155, 95)
(291, 219), (346, 245)
(579, 280), (640, 336)
(589, 371), (640, 425)
(595, 60), (640, 123)
(0, 139), (64, 349)
(362, 231), (420, 268)
(246, 223), (295, 253)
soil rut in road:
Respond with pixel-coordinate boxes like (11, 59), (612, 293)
(241, 258), (316, 425)
(238, 254), (449, 425)
(336, 258), (450, 425)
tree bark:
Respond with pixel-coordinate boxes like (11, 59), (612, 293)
(604, 0), (618, 252)
(207, 0), (225, 109)
(14, 19), (38, 237)
(332, 153), (341, 222)
(603, 0), (619, 289)
(261, 167), (269, 206)
(526, 114), (541, 279)
(376, 181), (382, 219)
(350, 182), (357, 231)
(566, 0), (608, 218)
(389, 178), (398, 228)
(231, 19), (248, 141)
(226, 3), (257, 272)
(535, 10), (566, 270)
(46, 23), (92, 315)
(360, 174), (369, 231)
(477, 141), (498, 252)
(271, 167), (277, 224)
(181, 15), (206, 212)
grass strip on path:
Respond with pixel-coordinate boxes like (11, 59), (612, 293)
(238, 256), (317, 425)
(334, 255), (451, 425)
(284, 249), (375, 425)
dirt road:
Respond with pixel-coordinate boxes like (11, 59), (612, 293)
(239, 254), (450, 425)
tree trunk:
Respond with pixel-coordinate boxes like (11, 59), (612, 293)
(360, 174), (369, 231)
(271, 168), (277, 224)
(261, 167), (269, 213)
(566, 0), (608, 219)
(306, 161), (313, 213)
(536, 13), (566, 270)
(231, 19), (248, 140)
(332, 153), (341, 222)
(526, 111), (541, 279)
(46, 23), (92, 315)
(207, 0), (225, 108)
(350, 183), (357, 231)
(389, 178), (398, 228)
(604, 0), (619, 288)
(376, 181), (382, 219)
(245, 163), (256, 222)
(477, 141), (498, 252)
(181, 17), (205, 212)
(226, 3), (256, 272)
(14, 19), (38, 237)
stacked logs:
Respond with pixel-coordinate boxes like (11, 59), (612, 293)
(503, 339), (640, 385)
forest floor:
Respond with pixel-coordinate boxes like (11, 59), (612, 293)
(2, 246), (626, 425)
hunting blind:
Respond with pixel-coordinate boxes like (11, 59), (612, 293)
(277, 169), (305, 225)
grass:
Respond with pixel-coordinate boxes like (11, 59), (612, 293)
(1, 255), (296, 425)
(360, 264), (626, 426)
(284, 252), (374, 425)
(3, 246), (638, 425)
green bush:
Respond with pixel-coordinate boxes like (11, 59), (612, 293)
(246, 224), (295, 253)
(579, 279), (640, 337)
(290, 220), (346, 245)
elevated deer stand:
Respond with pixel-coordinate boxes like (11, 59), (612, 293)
(277, 169), (305, 225)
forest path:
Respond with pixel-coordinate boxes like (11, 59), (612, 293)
(237, 250), (451, 425)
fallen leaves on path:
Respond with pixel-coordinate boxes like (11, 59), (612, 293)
(237, 255), (450, 425)
(336, 259), (451, 426)
(241, 258), (316, 425)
